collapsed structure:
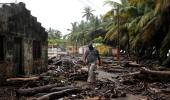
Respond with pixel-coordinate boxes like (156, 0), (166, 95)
(0, 2), (48, 77)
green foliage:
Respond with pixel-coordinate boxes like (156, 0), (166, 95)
(47, 28), (67, 45)
(93, 36), (104, 43)
(65, 0), (170, 64)
(48, 28), (61, 39)
(66, 7), (104, 46)
(103, 0), (170, 63)
(104, 0), (121, 8)
(48, 38), (67, 45)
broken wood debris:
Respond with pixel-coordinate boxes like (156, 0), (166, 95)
(134, 67), (170, 82)
(36, 88), (81, 100)
(1, 56), (170, 100)
(6, 76), (39, 82)
(16, 83), (62, 96)
(122, 62), (144, 67)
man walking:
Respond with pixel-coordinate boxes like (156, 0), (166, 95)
(83, 43), (101, 83)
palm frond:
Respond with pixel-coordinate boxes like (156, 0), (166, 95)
(106, 22), (115, 30)
(138, 10), (154, 29)
(140, 16), (156, 43)
(119, 33), (128, 46)
(120, 6), (138, 18)
(155, 0), (170, 14)
(131, 33), (141, 48)
(160, 28), (170, 57)
(104, 0), (121, 8)
(128, 0), (147, 6)
(142, 24), (154, 43)
(126, 16), (141, 33)
(103, 10), (114, 20)
(104, 25), (118, 40)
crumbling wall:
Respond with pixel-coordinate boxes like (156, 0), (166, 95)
(0, 2), (48, 77)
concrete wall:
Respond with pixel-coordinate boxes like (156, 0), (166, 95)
(0, 2), (48, 77)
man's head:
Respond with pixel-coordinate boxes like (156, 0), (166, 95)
(88, 42), (94, 50)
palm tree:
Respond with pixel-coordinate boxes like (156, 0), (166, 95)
(130, 0), (170, 61)
(76, 20), (87, 45)
(104, 0), (136, 55)
(82, 6), (95, 22)
(103, 0), (170, 64)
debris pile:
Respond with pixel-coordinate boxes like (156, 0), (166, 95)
(0, 55), (170, 100)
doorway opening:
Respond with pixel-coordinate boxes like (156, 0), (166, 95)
(13, 37), (23, 75)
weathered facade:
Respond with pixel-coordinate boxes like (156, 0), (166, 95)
(0, 2), (48, 77)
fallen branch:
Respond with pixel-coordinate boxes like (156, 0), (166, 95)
(34, 93), (47, 97)
(123, 62), (143, 67)
(50, 86), (75, 92)
(107, 68), (127, 73)
(37, 88), (81, 100)
(117, 72), (140, 78)
(141, 67), (170, 75)
(6, 76), (39, 82)
(136, 67), (170, 81)
(160, 88), (170, 94)
(149, 87), (170, 94)
(16, 83), (62, 96)
(80, 67), (88, 72)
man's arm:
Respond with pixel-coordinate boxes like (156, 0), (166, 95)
(96, 50), (101, 65)
(83, 50), (88, 64)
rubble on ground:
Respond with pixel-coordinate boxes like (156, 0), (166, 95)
(0, 55), (170, 100)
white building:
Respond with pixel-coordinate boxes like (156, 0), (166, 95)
(48, 45), (68, 58)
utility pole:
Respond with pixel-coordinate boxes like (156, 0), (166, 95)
(117, 5), (120, 64)
(113, 6), (120, 64)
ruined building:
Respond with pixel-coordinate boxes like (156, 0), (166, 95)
(0, 2), (48, 77)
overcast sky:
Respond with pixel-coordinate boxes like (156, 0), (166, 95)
(1, 0), (120, 35)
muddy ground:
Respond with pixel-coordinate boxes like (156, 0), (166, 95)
(0, 55), (170, 100)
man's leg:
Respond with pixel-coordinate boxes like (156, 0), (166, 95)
(87, 62), (96, 83)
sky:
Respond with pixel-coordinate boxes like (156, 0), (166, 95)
(0, 0), (121, 35)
